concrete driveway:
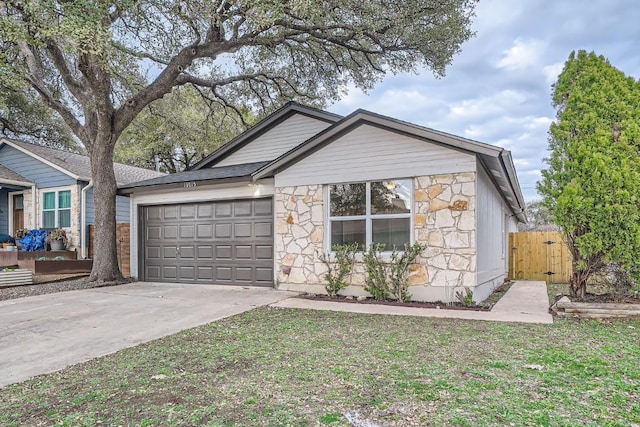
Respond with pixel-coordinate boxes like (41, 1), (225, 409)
(0, 282), (295, 387)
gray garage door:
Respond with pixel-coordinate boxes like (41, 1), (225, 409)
(142, 198), (273, 285)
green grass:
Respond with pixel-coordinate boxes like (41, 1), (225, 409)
(1, 307), (639, 426)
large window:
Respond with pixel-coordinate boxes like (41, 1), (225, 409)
(42, 190), (71, 228)
(329, 179), (412, 250)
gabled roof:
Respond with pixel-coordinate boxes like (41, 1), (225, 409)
(0, 138), (165, 185)
(189, 102), (342, 170)
(116, 104), (526, 222)
(118, 161), (269, 193)
(0, 164), (32, 187)
(251, 109), (526, 222)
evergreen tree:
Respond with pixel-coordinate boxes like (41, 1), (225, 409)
(538, 50), (640, 297)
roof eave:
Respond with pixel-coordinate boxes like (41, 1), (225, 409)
(117, 175), (252, 195)
(499, 151), (527, 222)
(0, 178), (34, 188)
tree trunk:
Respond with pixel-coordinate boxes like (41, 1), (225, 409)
(88, 137), (123, 283)
(569, 261), (588, 299)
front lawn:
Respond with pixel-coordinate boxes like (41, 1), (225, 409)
(1, 307), (639, 426)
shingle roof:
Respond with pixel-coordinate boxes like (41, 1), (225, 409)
(0, 164), (32, 185)
(0, 138), (165, 185)
(118, 161), (270, 191)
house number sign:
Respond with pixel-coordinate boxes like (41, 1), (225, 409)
(184, 181), (197, 188)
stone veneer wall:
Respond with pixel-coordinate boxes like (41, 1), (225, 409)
(274, 185), (327, 288)
(275, 172), (477, 302)
(409, 173), (476, 301)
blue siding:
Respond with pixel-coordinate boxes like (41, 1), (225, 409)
(85, 188), (130, 224)
(86, 187), (95, 225)
(0, 145), (75, 187)
(116, 195), (130, 222)
(0, 190), (8, 234)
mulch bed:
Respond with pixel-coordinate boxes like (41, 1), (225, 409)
(301, 294), (492, 312)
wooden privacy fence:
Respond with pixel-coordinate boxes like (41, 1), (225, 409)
(509, 231), (572, 283)
(88, 223), (131, 277)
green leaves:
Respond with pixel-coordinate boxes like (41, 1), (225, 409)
(538, 50), (640, 296)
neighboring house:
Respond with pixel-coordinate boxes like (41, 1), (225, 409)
(0, 138), (164, 257)
(120, 103), (526, 302)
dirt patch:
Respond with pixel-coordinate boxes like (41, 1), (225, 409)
(570, 293), (640, 304)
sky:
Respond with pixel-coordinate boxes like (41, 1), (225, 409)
(328, 0), (640, 202)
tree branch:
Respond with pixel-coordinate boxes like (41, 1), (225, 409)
(17, 40), (87, 141)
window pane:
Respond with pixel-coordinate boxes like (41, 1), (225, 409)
(371, 180), (411, 215)
(330, 220), (366, 247)
(330, 183), (366, 216)
(372, 218), (410, 250)
(43, 192), (55, 210)
(15, 195), (23, 209)
(59, 209), (71, 228)
(43, 211), (55, 228)
(58, 190), (71, 209)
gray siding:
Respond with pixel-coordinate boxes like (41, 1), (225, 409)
(85, 188), (130, 224)
(0, 145), (75, 187)
(476, 164), (509, 285)
(0, 190), (8, 234)
(275, 124), (477, 187)
(215, 114), (333, 167)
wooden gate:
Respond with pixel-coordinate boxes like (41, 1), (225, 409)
(88, 223), (130, 278)
(509, 231), (572, 283)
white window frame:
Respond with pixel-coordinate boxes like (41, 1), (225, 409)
(326, 179), (413, 253)
(41, 188), (72, 229)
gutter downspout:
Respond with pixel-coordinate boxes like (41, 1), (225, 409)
(81, 182), (93, 259)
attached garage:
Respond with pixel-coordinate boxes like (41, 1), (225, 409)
(141, 198), (274, 285)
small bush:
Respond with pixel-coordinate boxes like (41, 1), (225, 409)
(363, 243), (389, 300)
(455, 287), (474, 306)
(319, 243), (358, 297)
(363, 242), (426, 302)
(388, 242), (427, 302)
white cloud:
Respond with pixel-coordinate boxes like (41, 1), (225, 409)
(543, 62), (564, 84)
(329, 0), (640, 202)
(497, 38), (547, 71)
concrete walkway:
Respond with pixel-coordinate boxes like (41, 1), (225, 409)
(0, 282), (295, 387)
(271, 280), (553, 324)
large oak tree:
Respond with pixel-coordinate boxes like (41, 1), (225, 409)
(1, 0), (478, 282)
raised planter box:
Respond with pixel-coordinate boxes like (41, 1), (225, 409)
(552, 296), (640, 318)
(0, 269), (33, 287)
(18, 259), (93, 275)
(0, 250), (78, 268)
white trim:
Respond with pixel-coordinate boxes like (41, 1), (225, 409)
(40, 186), (74, 230)
(31, 185), (36, 229)
(80, 182), (93, 259)
(0, 178), (33, 187)
(0, 138), (80, 180)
